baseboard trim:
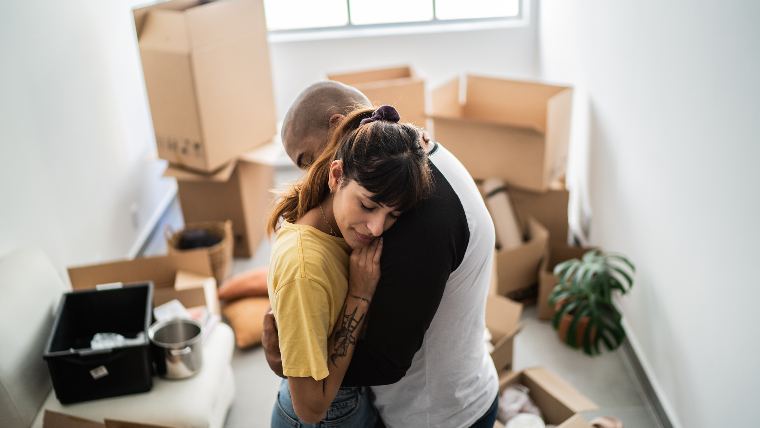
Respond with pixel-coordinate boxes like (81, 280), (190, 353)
(128, 184), (177, 259)
(620, 318), (680, 428)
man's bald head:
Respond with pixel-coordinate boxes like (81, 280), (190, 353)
(282, 81), (371, 169)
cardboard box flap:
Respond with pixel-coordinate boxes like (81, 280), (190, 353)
(486, 295), (523, 339)
(184, 0), (262, 48)
(174, 269), (220, 314)
(138, 10), (191, 52)
(133, 0), (197, 39)
(524, 367), (598, 416)
(44, 411), (104, 428)
(464, 75), (571, 134)
(104, 420), (171, 428)
(328, 65), (413, 85)
(429, 76), (462, 118)
(165, 159), (237, 182)
(138, 0), (260, 49)
(557, 414), (594, 428)
(68, 251), (212, 291)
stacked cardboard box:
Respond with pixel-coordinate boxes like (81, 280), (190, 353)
(327, 65), (427, 128)
(165, 149), (275, 258)
(430, 74), (572, 192)
(133, 0), (277, 173)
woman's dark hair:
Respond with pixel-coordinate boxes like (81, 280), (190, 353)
(268, 106), (433, 233)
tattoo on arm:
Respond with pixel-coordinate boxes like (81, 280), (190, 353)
(328, 302), (365, 367)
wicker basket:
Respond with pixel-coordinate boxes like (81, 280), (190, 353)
(166, 220), (233, 287)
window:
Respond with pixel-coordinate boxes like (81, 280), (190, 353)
(263, 0), (520, 31)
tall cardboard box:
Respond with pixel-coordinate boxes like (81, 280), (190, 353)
(166, 152), (274, 258)
(134, 0), (276, 172)
(430, 75), (572, 191)
(327, 65), (426, 128)
(498, 368), (597, 428)
(493, 218), (549, 298)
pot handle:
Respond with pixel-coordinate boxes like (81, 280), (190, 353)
(169, 346), (192, 356)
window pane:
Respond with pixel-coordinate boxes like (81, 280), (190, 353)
(349, 0), (433, 25)
(264, 0), (348, 30)
(435, 0), (519, 20)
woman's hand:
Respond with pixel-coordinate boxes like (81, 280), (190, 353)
(348, 237), (383, 301)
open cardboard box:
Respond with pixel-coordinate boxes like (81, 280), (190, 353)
(430, 75), (572, 191)
(43, 410), (169, 428)
(503, 183), (570, 245)
(327, 65), (426, 128)
(498, 368), (597, 428)
(133, 0), (276, 173)
(166, 149), (275, 258)
(493, 218), (549, 297)
(486, 295), (523, 372)
(67, 250), (220, 316)
(538, 244), (593, 320)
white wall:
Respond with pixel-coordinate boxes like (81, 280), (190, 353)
(538, 1), (760, 427)
(268, 6), (539, 118)
(0, 0), (175, 275)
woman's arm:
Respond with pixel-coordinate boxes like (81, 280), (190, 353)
(288, 238), (382, 424)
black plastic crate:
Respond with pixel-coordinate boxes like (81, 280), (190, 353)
(43, 282), (154, 404)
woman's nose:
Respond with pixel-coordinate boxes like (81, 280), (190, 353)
(367, 214), (385, 237)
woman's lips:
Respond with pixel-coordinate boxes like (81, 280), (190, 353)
(354, 231), (374, 244)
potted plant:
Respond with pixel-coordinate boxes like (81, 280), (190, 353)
(548, 249), (635, 355)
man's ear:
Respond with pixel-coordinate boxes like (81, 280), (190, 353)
(328, 113), (345, 129)
(328, 160), (344, 192)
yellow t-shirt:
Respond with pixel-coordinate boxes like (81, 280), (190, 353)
(267, 221), (350, 381)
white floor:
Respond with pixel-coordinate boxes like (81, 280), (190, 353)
(143, 166), (662, 428)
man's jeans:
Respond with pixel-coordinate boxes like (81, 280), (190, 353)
(271, 379), (379, 428)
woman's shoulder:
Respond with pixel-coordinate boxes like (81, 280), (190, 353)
(271, 222), (349, 280)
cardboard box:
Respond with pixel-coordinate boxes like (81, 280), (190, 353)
(167, 151), (275, 258)
(44, 410), (169, 428)
(486, 295), (523, 372)
(327, 65), (426, 128)
(538, 244), (592, 321)
(497, 183), (570, 245)
(493, 218), (549, 297)
(430, 75), (572, 191)
(498, 368), (597, 428)
(67, 250), (220, 316)
(134, 0), (276, 172)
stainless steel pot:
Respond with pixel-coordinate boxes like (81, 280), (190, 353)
(148, 318), (203, 379)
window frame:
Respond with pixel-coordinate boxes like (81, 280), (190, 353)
(266, 0), (524, 36)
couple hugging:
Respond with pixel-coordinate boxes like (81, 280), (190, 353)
(264, 81), (498, 428)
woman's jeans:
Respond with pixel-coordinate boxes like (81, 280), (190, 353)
(271, 379), (379, 428)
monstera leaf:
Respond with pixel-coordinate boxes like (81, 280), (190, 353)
(549, 250), (635, 355)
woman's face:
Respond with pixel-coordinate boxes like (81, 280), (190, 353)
(329, 161), (401, 249)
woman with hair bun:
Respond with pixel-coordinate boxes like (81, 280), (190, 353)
(268, 105), (433, 427)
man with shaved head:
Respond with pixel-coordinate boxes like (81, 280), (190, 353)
(261, 81), (499, 427)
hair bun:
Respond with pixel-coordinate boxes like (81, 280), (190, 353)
(360, 105), (401, 125)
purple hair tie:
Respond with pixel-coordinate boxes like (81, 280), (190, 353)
(360, 105), (401, 125)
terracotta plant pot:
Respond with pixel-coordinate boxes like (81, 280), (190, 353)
(555, 301), (597, 347)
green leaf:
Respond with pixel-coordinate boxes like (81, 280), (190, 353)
(608, 254), (635, 272)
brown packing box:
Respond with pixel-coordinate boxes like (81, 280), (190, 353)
(327, 65), (427, 128)
(486, 295), (522, 372)
(67, 250), (220, 316)
(505, 183), (570, 245)
(498, 368), (597, 428)
(44, 410), (170, 428)
(493, 218), (549, 297)
(166, 151), (275, 258)
(430, 75), (572, 191)
(538, 244), (593, 321)
(134, 0), (276, 172)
